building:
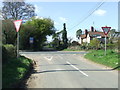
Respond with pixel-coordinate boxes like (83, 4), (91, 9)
(79, 26), (109, 44)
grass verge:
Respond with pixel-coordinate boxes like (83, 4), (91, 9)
(63, 49), (82, 51)
(84, 50), (119, 70)
(62, 49), (87, 51)
(2, 56), (33, 88)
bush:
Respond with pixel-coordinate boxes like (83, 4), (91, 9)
(89, 38), (100, 50)
(2, 44), (16, 63)
(4, 44), (16, 58)
(67, 45), (81, 50)
(107, 43), (115, 50)
(71, 41), (80, 46)
(2, 45), (8, 63)
(81, 42), (87, 50)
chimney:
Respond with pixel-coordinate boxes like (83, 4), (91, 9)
(91, 26), (94, 32)
(85, 29), (88, 36)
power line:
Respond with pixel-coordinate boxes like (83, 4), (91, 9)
(69, 1), (105, 30)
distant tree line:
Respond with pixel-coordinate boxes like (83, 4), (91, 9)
(2, 1), (69, 51)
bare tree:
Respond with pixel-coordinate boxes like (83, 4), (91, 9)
(2, 1), (36, 20)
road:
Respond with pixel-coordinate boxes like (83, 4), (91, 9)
(20, 51), (118, 88)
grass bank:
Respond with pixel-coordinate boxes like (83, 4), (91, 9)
(84, 50), (119, 69)
(63, 49), (81, 51)
(2, 56), (33, 88)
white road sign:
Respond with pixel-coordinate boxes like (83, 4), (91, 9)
(13, 20), (22, 32)
(102, 26), (111, 35)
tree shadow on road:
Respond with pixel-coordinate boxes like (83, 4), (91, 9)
(32, 68), (118, 74)
(39, 64), (78, 66)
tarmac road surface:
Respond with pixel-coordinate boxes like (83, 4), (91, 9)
(20, 51), (118, 88)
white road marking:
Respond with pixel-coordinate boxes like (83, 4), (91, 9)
(73, 54), (76, 55)
(55, 68), (64, 70)
(66, 61), (88, 77)
(44, 56), (53, 61)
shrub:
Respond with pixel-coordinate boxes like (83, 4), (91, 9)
(107, 43), (115, 50)
(2, 45), (8, 63)
(81, 42), (87, 50)
(89, 38), (100, 50)
(67, 45), (81, 50)
(4, 44), (16, 58)
(2, 44), (16, 63)
(71, 41), (80, 46)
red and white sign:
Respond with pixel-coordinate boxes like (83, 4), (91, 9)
(13, 19), (22, 32)
(102, 26), (111, 35)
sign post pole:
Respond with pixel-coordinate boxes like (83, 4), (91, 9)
(13, 20), (22, 58)
(17, 32), (19, 58)
(105, 35), (106, 56)
(101, 26), (111, 56)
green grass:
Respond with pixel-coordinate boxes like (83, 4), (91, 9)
(84, 50), (119, 69)
(2, 56), (32, 88)
(63, 49), (85, 51)
(63, 49), (82, 51)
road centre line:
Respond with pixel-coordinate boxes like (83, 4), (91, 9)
(66, 61), (88, 77)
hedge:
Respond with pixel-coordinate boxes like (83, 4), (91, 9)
(2, 44), (16, 63)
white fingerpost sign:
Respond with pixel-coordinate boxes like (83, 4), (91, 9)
(102, 26), (111, 56)
(13, 20), (22, 58)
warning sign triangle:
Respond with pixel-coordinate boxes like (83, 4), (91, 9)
(102, 26), (111, 35)
(13, 20), (22, 32)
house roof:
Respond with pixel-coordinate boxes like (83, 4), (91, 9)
(80, 34), (86, 39)
(80, 31), (108, 39)
(88, 32), (108, 37)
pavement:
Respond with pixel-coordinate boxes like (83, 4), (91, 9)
(20, 51), (118, 88)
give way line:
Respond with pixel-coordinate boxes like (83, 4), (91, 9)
(44, 56), (53, 61)
(66, 61), (89, 77)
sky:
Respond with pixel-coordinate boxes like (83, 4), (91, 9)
(26, 1), (118, 41)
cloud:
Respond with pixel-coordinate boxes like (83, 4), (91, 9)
(54, 21), (59, 25)
(34, 16), (44, 19)
(94, 9), (106, 16)
(34, 5), (42, 14)
(59, 17), (67, 23)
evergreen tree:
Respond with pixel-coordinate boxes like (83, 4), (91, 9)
(62, 23), (68, 48)
(76, 29), (82, 39)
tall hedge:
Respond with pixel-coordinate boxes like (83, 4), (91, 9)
(2, 44), (16, 63)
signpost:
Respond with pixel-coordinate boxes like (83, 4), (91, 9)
(13, 20), (22, 58)
(29, 37), (34, 50)
(102, 26), (111, 56)
(29, 37), (34, 44)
